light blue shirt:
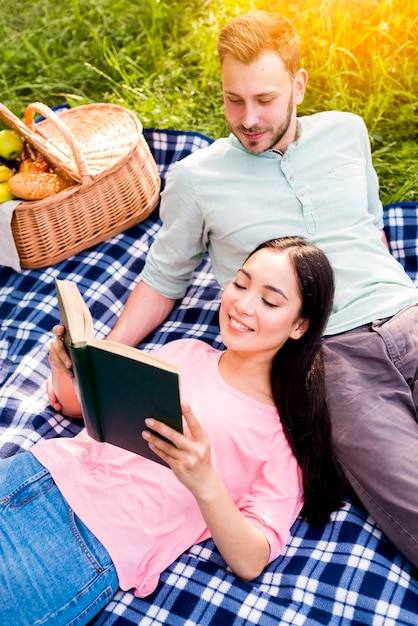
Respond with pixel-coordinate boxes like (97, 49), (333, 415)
(141, 111), (418, 335)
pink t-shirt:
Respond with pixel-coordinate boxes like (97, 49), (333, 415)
(32, 339), (303, 597)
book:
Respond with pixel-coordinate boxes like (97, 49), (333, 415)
(55, 278), (183, 467)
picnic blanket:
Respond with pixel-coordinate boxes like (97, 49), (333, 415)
(0, 128), (417, 625)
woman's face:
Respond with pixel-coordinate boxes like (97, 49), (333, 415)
(220, 248), (308, 358)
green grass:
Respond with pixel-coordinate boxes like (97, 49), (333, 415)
(0, 0), (416, 203)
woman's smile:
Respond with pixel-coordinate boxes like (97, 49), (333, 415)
(228, 315), (254, 332)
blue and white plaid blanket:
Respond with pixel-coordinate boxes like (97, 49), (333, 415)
(0, 128), (417, 625)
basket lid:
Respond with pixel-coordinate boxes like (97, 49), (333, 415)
(0, 102), (144, 184)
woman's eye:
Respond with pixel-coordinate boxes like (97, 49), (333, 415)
(232, 281), (246, 290)
(262, 298), (278, 308)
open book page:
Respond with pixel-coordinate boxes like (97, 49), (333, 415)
(56, 278), (180, 374)
(86, 340), (181, 374)
(55, 278), (94, 347)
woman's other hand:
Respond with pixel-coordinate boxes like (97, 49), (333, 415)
(142, 402), (216, 495)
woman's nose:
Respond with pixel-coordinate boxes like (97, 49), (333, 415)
(235, 294), (256, 316)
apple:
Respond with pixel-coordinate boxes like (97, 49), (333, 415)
(0, 165), (14, 182)
(0, 129), (24, 160)
(0, 181), (15, 203)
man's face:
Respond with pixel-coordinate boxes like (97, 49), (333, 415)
(221, 51), (306, 154)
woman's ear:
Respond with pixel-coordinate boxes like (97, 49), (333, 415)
(290, 317), (309, 340)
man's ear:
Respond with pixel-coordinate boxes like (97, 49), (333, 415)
(290, 317), (309, 340)
(293, 68), (308, 105)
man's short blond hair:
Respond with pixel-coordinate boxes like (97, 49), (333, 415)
(217, 11), (301, 78)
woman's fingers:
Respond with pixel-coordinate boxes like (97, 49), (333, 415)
(49, 325), (73, 375)
(181, 402), (205, 440)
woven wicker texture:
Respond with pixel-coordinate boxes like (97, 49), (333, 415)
(0, 102), (160, 268)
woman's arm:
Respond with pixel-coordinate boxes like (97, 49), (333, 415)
(188, 463), (271, 581)
(142, 403), (271, 581)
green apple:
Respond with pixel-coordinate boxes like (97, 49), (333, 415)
(0, 129), (24, 160)
(0, 181), (15, 203)
(0, 164), (14, 182)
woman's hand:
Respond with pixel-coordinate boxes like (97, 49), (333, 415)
(49, 325), (74, 378)
(143, 403), (270, 581)
(142, 403), (216, 496)
(45, 375), (62, 412)
(47, 325), (82, 418)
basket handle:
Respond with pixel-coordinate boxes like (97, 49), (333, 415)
(24, 103), (89, 182)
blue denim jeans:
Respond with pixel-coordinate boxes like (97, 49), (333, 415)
(0, 451), (118, 625)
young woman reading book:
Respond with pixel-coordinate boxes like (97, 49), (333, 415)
(0, 236), (342, 625)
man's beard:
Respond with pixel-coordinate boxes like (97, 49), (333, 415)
(229, 96), (294, 154)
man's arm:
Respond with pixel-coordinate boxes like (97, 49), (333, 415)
(106, 280), (176, 345)
(50, 153), (205, 395)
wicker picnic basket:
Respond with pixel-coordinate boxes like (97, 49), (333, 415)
(0, 102), (160, 268)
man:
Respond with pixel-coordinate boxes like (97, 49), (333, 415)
(50, 11), (418, 567)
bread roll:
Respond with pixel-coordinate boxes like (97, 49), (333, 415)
(8, 172), (72, 200)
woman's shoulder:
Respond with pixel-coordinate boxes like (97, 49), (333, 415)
(153, 338), (220, 364)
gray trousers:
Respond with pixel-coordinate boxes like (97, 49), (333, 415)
(323, 304), (418, 568)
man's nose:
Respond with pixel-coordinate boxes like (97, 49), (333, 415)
(241, 104), (260, 129)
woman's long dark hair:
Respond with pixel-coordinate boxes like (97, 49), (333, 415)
(247, 237), (343, 526)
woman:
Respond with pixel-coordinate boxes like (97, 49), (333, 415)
(0, 236), (342, 625)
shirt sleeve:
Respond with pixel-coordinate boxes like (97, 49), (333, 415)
(140, 160), (208, 299)
(234, 443), (303, 563)
(359, 116), (384, 229)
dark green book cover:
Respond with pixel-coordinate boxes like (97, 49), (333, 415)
(55, 278), (183, 467)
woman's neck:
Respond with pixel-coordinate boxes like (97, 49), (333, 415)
(218, 350), (275, 406)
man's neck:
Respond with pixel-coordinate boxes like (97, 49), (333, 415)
(273, 117), (301, 155)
